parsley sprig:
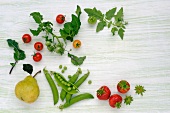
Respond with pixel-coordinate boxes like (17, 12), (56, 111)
(7, 39), (26, 74)
(30, 5), (85, 66)
(84, 7), (128, 40)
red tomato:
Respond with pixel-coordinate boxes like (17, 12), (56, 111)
(34, 42), (43, 51)
(22, 34), (31, 43)
(109, 94), (122, 108)
(33, 52), (42, 62)
(56, 14), (65, 24)
(96, 86), (111, 100)
(117, 80), (130, 94)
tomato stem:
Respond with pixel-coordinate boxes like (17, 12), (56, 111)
(9, 60), (18, 74)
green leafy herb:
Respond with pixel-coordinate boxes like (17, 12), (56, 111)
(23, 64), (33, 74)
(68, 53), (86, 66)
(75, 5), (82, 18)
(84, 7), (128, 40)
(7, 39), (26, 74)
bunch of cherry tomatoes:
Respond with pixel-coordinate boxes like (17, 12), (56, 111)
(21, 14), (82, 62)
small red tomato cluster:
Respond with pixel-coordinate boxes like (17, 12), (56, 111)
(96, 80), (131, 109)
(22, 34), (43, 62)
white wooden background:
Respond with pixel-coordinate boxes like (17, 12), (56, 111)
(0, 0), (170, 113)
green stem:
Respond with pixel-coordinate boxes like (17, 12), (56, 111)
(9, 60), (18, 74)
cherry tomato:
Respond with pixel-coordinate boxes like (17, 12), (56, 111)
(56, 14), (65, 24)
(117, 80), (130, 94)
(88, 16), (97, 24)
(22, 34), (31, 43)
(33, 52), (42, 62)
(34, 42), (43, 51)
(73, 40), (81, 48)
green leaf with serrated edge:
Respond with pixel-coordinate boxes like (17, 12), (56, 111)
(96, 21), (106, 32)
(7, 39), (26, 61)
(115, 7), (123, 22)
(118, 28), (125, 40)
(108, 21), (112, 28)
(75, 5), (81, 18)
(30, 12), (43, 24)
(105, 7), (117, 20)
(68, 53), (86, 66)
(23, 64), (33, 75)
(84, 7), (104, 20)
(111, 27), (118, 35)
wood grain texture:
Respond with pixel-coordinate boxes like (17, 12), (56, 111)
(0, 0), (170, 113)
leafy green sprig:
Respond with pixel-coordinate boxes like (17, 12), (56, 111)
(30, 5), (85, 66)
(7, 39), (26, 74)
(84, 7), (128, 40)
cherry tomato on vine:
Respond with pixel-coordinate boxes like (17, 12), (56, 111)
(34, 42), (43, 51)
(88, 16), (97, 24)
(22, 34), (32, 43)
(33, 52), (42, 62)
(56, 14), (65, 24)
(73, 40), (81, 48)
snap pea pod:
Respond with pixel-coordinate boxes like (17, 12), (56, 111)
(43, 68), (59, 105)
(59, 93), (94, 110)
(60, 68), (81, 101)
(66, 70), (90, 103)
(51, 72), (79, 94)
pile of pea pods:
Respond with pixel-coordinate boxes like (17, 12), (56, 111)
(43, 66), (94, 109)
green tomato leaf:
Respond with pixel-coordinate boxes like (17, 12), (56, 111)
(30, 29), (41, 36)
(75, 5), (82, 18)
(96, 21), (106, 32)
(60, 14), (81, 42)
(23, 64), (33, 75)
(115, 7), (124, 22)
(118, 28), (125, 40)
(111, 27), (118, 35)
(105, 7), (117, 20)
(84, 7), (104, 21)
(68, 53), (86, 66)
(30, 12), (43, 24)
(7, 39), (26, 61)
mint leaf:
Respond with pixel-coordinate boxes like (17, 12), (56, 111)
(23, 64), (33, 75)
(111, 27), (118, 35)
(68, 53), (86, 66)
(105, 7), (117, 20)
(84, 7), (104, 21)
(115, 7), (123, 22)
(118, 28), (125, 40)
(76, 5), (81, 18)
(30, 12), (43, 24)
(96, 21), (106, 32)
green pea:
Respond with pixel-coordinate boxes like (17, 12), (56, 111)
(59, 78), (63, 81)
(88, 80), (92, 84)
(61, 70), (65, 73)
(67, 87), (71, 91)
(67, 83), (71, 87)
(68, 75), (72, 79)
(59, 65), (62, 69)
(63, 66), (67, 70)
(61, 81), (65, 84)
(43, 68), (59, 105)
(59, 93), (94, 109)
(58, 76), (61, 79)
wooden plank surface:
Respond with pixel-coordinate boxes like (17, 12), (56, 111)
(0, 0), (170, 113)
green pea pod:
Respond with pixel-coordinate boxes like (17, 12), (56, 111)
(66, 70), (90, 103)
(52, 72), (79, 94)
(60, 68), (81, 101)
(43, 68), (59, 105)
(59, 93), (94, 110)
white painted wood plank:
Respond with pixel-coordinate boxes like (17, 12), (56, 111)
(0, 0), (170, 113)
